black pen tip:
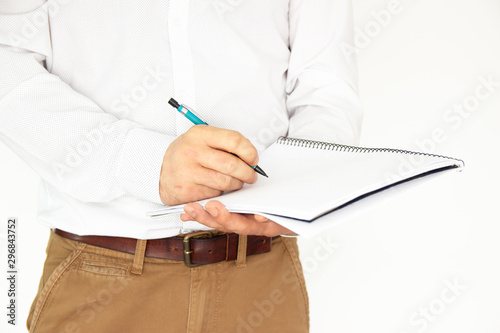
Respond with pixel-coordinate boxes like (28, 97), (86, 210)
(254, 165), (268, 178)
(168, 98), (180, 109)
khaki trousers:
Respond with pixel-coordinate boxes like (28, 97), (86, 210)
(27, 231), (309, 333)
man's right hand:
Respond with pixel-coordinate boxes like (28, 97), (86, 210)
(159, 125), (260, 206)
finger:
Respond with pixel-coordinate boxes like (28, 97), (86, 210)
(198, 148), (258, 185)
(254, 214), (269, 223)
(226, 209), (295, 236)
(167, 181), (222, 206)
(168, 161), (240, 198)
(183, 203), (231, 232)
(193, 166), (247, 192)
(204, 201), (270, 235)
(185, 201), (295, 237)
(197, 126), (259, 167)
(185, 201), (254, 234)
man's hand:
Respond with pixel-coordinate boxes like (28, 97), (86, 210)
(160, 126), (259, 205)
(181, 200), (297, 237)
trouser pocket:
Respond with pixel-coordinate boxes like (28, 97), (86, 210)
(27, 236), (86, 332)
(27, 231), (140, 333)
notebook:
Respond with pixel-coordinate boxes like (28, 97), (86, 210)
(147, 137), (464, 237)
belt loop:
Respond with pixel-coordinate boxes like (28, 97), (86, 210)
(131, 239), (147, 275)
(235, 235), (247, 268)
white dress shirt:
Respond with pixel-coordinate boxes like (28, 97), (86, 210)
(0, 0), (362, 239)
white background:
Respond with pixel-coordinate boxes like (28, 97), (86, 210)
(1, 0), (499, 332)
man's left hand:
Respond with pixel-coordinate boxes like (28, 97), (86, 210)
(180, 200), (297, 237)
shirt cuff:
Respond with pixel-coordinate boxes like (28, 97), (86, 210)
(116, 128), (175, 204)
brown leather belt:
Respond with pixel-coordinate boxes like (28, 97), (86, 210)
(55, 229), (274, 267)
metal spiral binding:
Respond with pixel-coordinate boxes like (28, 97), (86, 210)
(276, 137), (465, 165)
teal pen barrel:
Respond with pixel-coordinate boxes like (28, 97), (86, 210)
(185, 110), (208, 125)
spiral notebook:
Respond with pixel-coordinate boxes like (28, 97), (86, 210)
(147, 137), (464, 237)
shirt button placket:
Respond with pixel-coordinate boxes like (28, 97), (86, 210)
(168, 0), (197, 135)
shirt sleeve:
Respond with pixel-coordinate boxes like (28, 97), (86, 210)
(0, 3), (175, 204)
(286, 0), (363, 145)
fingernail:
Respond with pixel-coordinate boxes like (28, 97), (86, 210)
(207, 207), (218, 217)
(256, 215), (269, 222)
(185, 208), (196, 218)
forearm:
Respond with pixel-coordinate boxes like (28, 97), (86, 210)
(0, 5), (176, 204)
(286, 0), (363, 145)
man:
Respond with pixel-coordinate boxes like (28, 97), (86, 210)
(0, 0), (362, 331)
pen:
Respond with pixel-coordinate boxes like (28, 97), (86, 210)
(168, 98), (268, 178)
